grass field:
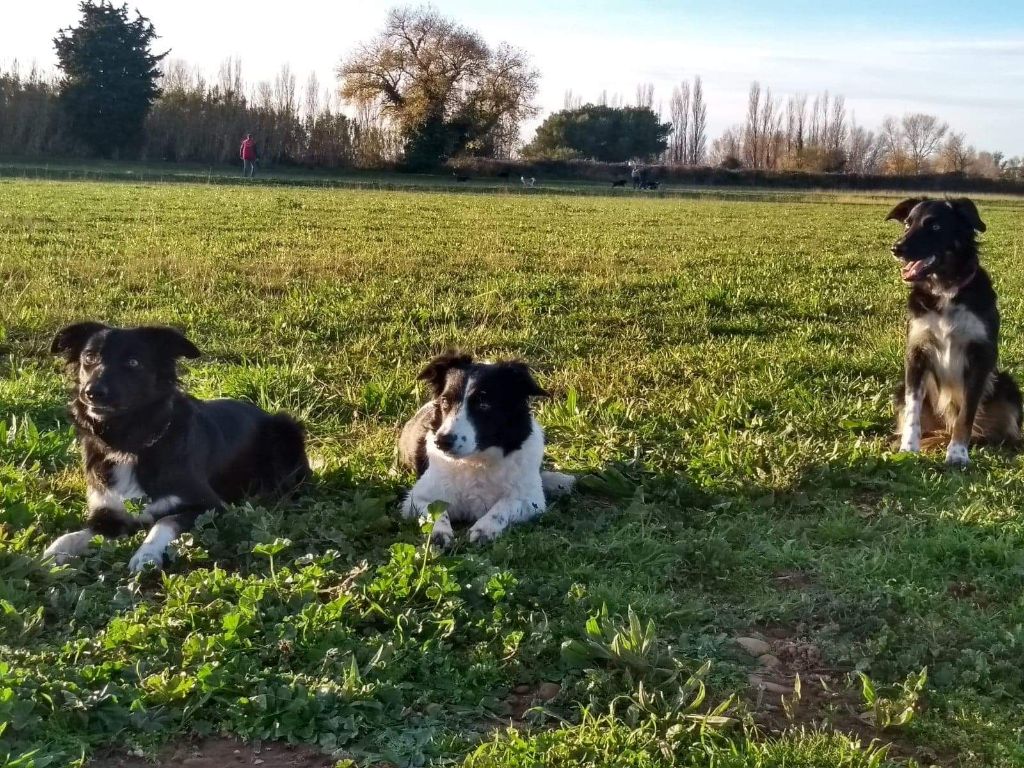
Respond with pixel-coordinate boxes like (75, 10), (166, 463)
(2, 178), (1024, 767)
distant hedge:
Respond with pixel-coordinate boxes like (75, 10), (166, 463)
(449, 157), (1024, 194)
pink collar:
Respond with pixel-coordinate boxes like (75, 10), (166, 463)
(952, 265), (979, 293)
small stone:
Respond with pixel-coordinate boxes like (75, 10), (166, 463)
(748, 674), (793, 695)
(254, 760), (265, 766)
(536, 682), (561, 701)
(757, 653), (780, 669)
(735, 637), (771, 656)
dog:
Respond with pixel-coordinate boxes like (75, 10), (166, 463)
(452, 172), (470, 182)
(642, 181), (660, 190)
(398, 352), (574, 547)
(887, 197), (1022, 466)
(520, 176), (536, 188)
(43, 323), (310, 572)
(611, 179), (628, 188)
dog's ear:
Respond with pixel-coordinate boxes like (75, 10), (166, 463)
(947, 198), (986, 233)
(417, 351), (473, 397)
(140, 327), (202, 360)
(885, 197), (926, 224)
(51, 322), (108, 361)
(502, 361), (550, 399)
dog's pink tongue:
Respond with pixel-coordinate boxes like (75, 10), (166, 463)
(901, 260), (925, 281)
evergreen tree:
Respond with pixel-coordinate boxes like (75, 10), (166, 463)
(54, 1), (166, 156)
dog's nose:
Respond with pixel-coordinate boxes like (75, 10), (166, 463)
(83, 382), (110, 404)
(435, 432), (456, 452)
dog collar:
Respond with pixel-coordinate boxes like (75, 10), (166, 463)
(952, 266), (979, 293)
(142, 416), (173, 448)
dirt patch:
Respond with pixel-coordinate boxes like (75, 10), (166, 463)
(736, 628), (949, 766)
(501, 681), (562, 722)
(89, 737), (335, 768)
(771, 569), (814, 591)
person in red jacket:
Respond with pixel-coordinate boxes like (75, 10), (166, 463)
(240, 134), (257, 178)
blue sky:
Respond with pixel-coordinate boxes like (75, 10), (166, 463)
(4, 1), (1024, 154)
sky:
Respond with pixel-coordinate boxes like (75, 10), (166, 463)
(3, 0), (1024, 155)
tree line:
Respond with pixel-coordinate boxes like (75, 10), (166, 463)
(1, 1), (1020, 181)
(706, 82), (1017, 179)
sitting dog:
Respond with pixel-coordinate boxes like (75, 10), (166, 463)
(398, 352), (574, 546)
(887, 198), (1022, 466)
(44, 323), (310, 572)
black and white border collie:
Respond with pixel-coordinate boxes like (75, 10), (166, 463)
(43, 323), (310, 572)
(398, 353), (574, 547)
(887, 198), (1022, 466)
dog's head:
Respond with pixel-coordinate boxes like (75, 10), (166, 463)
(886, 197), (985, 287)
(51, 323), (201, 421)
(417, 351), (548, 459)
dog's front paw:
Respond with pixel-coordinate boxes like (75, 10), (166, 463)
(945, 442), (970, 468)
(43, 530), (95, 565)
(128, 545), (164, 574)
(468, 518), (505, 545)
(429, 526), (454, 549)
(399, 493), (418, 519)
(899, 436), (921, 453)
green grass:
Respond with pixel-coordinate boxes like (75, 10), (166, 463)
(2, 178), (1024, 767)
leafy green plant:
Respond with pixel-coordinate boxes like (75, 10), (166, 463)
(857, 668), (928, 730)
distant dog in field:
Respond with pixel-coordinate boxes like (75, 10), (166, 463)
(887, 198), (1022, 466)
(398, 352), (574, 547)
(611, 179), (627, 188)
(44, 323), (310, 572)
(497, 170), (511, 180)
(642, 181), (660, 190)
(520, 175), (536, 188)
(452, 172), (471, 182)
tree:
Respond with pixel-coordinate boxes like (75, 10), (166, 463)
(879, 116), (911, 175)
(938, 132), (974, 175)
(337, 6), (538, 168)
(711, 125), (743, 168)
(688, 76), (707, 165)
(522, 104), (671, 162)
(667, 81), (689, 163)
(54, 1), (166, 155)
(901, 112), (947, 173)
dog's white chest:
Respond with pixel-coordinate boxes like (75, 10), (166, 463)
(908, 306), (987, 386)
(418, 424), (545, 522)
(88, 461), (146, 511)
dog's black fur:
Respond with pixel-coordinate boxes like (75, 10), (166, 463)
(611, 179), (628, 188)
(47, 322), (310, 567)
(887, 198), (1022, 465)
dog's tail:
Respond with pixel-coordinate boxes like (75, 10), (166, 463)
(258, 413), (312, 496)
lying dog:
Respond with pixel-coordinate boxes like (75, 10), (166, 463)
(43, 323), (310, 572)
(398, 353), (574, 547)
(887, 197), (1022, 466)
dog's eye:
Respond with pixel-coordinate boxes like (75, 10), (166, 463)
(125, 358), (140, 369)
(81, 352), (98, 366)
(439, 397), (450, 410)
(476, 399), (491, 411)
(931, 223), (941, 232)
